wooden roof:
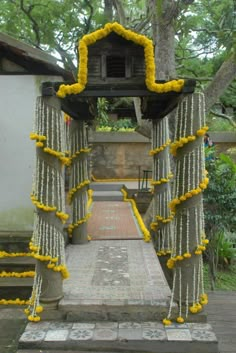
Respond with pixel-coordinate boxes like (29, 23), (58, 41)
(0, 32), (73, 80)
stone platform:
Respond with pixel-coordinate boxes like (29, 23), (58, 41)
(58, 240), (171, 321)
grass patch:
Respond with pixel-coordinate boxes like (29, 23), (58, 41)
(204, 264), (236, 290)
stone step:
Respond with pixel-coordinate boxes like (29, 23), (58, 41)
(92, 191), (124, 201)
(0, 256), (36, 272)
(90, 183), (124, 192)
(0, 231), (32, 253)
(18, 321), (219, 353)
(0, 277), (33, 299)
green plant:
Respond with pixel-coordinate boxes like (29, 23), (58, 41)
(96, 98), (109, 126)
(204, 153), (236, 288)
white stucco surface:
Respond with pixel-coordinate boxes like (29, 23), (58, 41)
(0, 75), (62, 230)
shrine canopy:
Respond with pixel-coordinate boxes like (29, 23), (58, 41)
(42, 22), (196, 120)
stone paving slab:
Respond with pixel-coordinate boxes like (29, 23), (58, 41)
(18, 321), (218, 353)
(87, 202), (142, 240)
(58, 240), (171, 321)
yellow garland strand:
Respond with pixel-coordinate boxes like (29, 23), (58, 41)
(57, 22), (184, 98)
(121, 188), (151, 242)
(170, 126), (209, 156)
(68, 180), (90, 204)
(169, 177), (209, 213)
(0, 298), (30, 305)
(0, 271), (35, 278)
(151, 172), (174, 186)
(166, 239), (209, 270)
(30, 194), (69, 223)
(87, 189), (93, 210)
(149, 139), (171, 156)
(0, 251), (34, 258)
(67, 213), (92, 237)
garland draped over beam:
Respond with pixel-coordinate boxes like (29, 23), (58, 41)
(56, 22), (184, 98)
(26, 97), (69, 322)
(163, 93), (209, 325)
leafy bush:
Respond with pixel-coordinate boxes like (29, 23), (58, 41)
(203, 152), (236, 288)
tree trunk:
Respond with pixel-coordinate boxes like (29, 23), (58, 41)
(204, 53), (236, 113)
(104, 0), (113, 22)
(148, 0), (177, 79)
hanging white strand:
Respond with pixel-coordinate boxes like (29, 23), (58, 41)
(186, 283), (189, 318)
(167, 269), (177, 319)
(179, 267), (182, 318)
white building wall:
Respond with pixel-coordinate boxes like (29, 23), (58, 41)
(0, 75), (62, 231)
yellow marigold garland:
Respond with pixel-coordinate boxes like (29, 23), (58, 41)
(170, 126), (209, 156)
(0, 271), (35, 278)
(57, 22), (184, 98)
(169, 177), (209, 213)
(30, 194), (69, 224)
(149, 139), (171, 156)
(67, 213), (92, 237)
(68, 179), (90, 204)
(0, 298), (30, 305)
(121, 188), (151, 242)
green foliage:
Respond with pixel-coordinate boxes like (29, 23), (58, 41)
(204, 264), (236, 290)
(204, 153), (236, 234)
(96, 98), (109, 126)
(96, 118), (136, 132)
(204, 152), (236, 287)
(207, 117), (235, 132)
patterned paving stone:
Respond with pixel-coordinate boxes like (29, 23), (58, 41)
(93, 329), (117, 341)
(143, 329), (166, 340)
(72, 323), (95, 329)
(69, 329), (93, 340)
(119, 322), (141, 329)
(25, 322), (50, 331)
(44, 329), (69, 341)
(118, 328), (142, 340)
(191, 330), (217, 342)
(19, 330), (46, 342)
(49, 322), (73, 330)
(166, 329), (192, 341)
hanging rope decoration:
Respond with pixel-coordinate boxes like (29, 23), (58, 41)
(26, 97), (70, 322)
(67, 121), (91, 238)
(150, 118), (174, 256)
(163, 93), (209, 325)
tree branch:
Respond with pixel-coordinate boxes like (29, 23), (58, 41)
(83, 0), (94, 34)
(210, 110), (236, 128)
(204, 53), (236, 113)
(19, 0), (41, 48)
(112, 0), (126, 25)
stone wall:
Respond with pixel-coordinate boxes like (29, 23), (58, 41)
(89, 132), (152, 179)
(89, 131), (236, 179)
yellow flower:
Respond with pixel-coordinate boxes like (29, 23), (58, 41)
(176, 316), (184, 323)
(163, 318), (172, 326)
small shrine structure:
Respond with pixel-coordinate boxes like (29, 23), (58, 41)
(26, 23), (209, 325)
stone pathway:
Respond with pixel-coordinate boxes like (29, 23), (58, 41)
(59, 240), (171, 322)
(87, 202), (142, 240)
